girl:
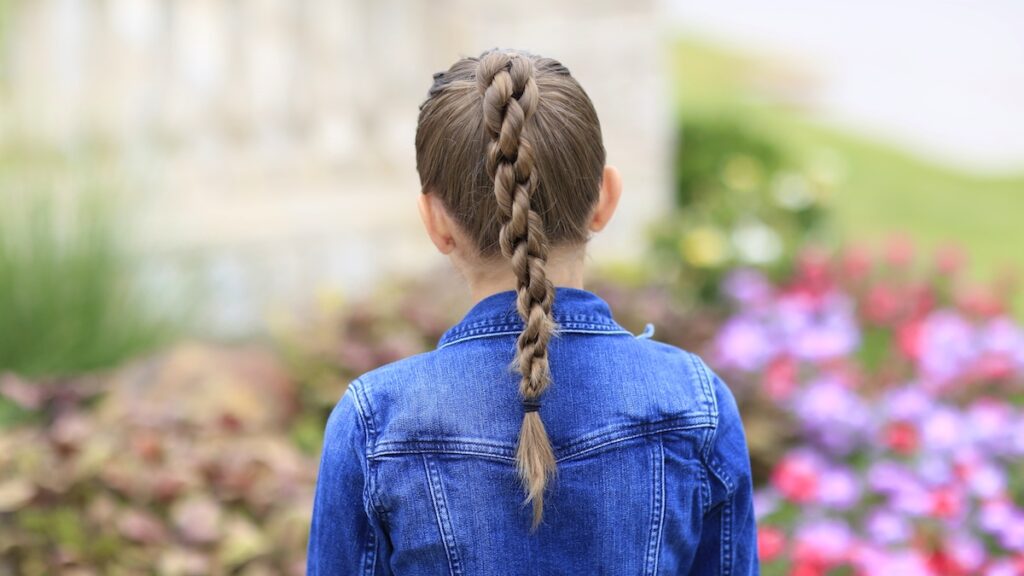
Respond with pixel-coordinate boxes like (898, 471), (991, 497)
(307, 48), (758, 575)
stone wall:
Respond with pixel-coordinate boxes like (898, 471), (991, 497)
(1, 0), (671, 333)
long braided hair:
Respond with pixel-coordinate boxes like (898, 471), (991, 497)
(415, 48), (606, 530)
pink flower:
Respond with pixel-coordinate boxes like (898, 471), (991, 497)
(757, 526), (786, 562)
(772, 452), (821, 503)
(929, 485), (965, 520)
(763, 356), (798, 401)
(883, 420), (919, 455)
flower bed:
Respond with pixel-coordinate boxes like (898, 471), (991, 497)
(713, 247), (1024, 575)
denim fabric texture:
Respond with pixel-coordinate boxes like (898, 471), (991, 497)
(307, 287), (759, 575)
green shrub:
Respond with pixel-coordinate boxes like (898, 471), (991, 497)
(649, 115), (832, 303)
(0, 159), (173, 381)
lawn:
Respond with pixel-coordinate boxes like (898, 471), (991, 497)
(667, 37), (1024, 295)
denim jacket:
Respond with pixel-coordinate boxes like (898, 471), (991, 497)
(307, 287), (759, 575)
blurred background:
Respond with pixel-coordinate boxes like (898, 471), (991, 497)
(1, 1), (1022, 574)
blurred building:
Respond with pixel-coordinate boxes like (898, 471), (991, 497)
(1, 0), (671, 334)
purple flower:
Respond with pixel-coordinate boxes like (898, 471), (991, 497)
(865, 509), (910, 545)
(915, 455), (953, 487)
(857, 549), (931, 576)
(920, 406), (966, 453)
(883, 386), (934, 421)
(997, 513), (1024, 551)
(793, 377), (871, 454)
(986, 560), (1021, 576)
(980, 316), (1024, 370)
(946, 533), (986, 572)
(868, 461), (914, 494)
(795, 519), (852, 561)
(967, 462), (1006, 499)
(715, 315), (777, 372)
(1011, 419), (1024, 456)
(722, 268), (774, 307)
(967, 400), (1015, 453)
(979, 500), (1015, 535)
(777, 292), (860, 362)
(889, 480), (930, 516)
(918, 310), (977, 385)
(818, 467), (861, 510)
(753, 490), (779, 520)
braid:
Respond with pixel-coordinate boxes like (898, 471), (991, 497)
(477, 50), (557, 531)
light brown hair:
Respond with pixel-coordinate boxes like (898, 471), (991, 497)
(415, 48), (606, 529)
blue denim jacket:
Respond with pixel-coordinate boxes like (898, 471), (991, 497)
(308, 287), (758, 575)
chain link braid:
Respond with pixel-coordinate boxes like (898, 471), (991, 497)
(477, 50), (557, 530)
(416, 47), (606, 532)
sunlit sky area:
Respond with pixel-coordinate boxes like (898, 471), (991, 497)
(668, 0), (1024, 173)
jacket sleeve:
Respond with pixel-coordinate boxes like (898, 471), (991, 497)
(691, 367), (760, 575)
(307, 384), (386, 575)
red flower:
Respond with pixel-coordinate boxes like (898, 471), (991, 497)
(758, 526), (786, 562)
(791, 561), (826, 576)
(772, 454), (819, 503)
(930, 485), (963, 519)
(764, 356), (798, 401)
(897, 319), (924, 360)
(883, 421), (919, 456)
(864, 284), (901, 325)
(926, 549), (966, 576)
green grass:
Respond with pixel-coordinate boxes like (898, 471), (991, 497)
(668, 36), (1024, 288)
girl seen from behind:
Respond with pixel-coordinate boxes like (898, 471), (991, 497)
(307, 48), (759, 575)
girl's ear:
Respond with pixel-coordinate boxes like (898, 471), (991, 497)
(418, 192), (457, 255)
(589, 165), (622, 233)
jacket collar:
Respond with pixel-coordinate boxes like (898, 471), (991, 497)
(438, 287), (631, 349)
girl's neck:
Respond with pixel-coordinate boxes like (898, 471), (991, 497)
(461, 245), (587, 303)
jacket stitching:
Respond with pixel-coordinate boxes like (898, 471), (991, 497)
(721, 493), (734, 576)
(362, 529), (377, 576)
(556, 415), (713, 461)
(351, 380), (390, 529)
(698, 450), (711, 517)
(374, 448), (516, 464)
(707, 451), (737, 499)
(557, 421), (713, 463)
(438, 327), (633, 349)
(688, 354), (719, 461)
(423, 455), (464, 576)
(345, 380), (382, 575)
(645, 438), (666, 575)
(367, 416), (715, 463)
